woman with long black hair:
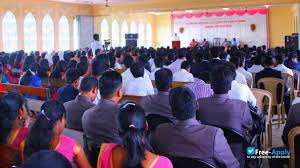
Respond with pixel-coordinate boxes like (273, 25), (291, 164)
(38, 58), (50, 78)
(19, 62), (41, 88)
(97, 102), (173, 168)
(21, 100), (91, 168)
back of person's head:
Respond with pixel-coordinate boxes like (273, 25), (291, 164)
(155, 68), (173, 92)
(253, 55), (262, 65)
(51, 60), (67, 78)
(67, 60), (77, 69)
(264, 56), (274, 67)
(99, 71), (122, 99)
(123, 55), (134, 69)
(195, 52), (204, 63)
(210, 63), (235, 94)
(169, 86), (196, 120)
(80, 56), (88, 64)
(130, 62), (144, 78)
(181, 61), (191, 70)
(177, 49), (186, 59)
(0, 92), (25, 143)
(197, 71), (210, 83)
(80, 76), (98, 93)
(91, 58), (110, 77)
(229, 56), (240, 70)
(20, 62), (40, 86)
(275, 54), (284, 64)
(65, 68), (80, 85)
(117, 102), (147, 168)
(93, 34), (99, 41)
(238, 54), (246, 67)
(154, 56), (164, 68)
(23, 56), (35, 71)
(76, 62), (88, 77)
(25, 100), (66, 159)
(23, 150), (72, 168)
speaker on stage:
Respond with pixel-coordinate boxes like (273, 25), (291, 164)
(125, 33), (138, 47)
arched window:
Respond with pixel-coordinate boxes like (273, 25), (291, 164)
(2, 11), (18, 52)
(130, 21), (137, 34)
(73, 18), (79, 50)
(146, 23), (152, 48)
(24, 13), (37, 53)
(59, 16), (70, 51)
(121, 21), (128, 47)
(138, 22), (145, 47)
(111, 20), (120, 47)
(42, 15), (54, 52)
(100, 19), (109, 44)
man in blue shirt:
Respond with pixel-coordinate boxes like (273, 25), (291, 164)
(57, 68), (80, 104)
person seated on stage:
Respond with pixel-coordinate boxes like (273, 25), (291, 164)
(23, 150), (72, 168)
(229, 56), (247, 85)
(189, 39), (198, 49)
(150, 56), (164, 80)
(57, 68), (80, 104)
(141, 68), (176, 122)
(0, 92), (28, 148)
(123, 62), (154, 96)
(197, 64), (253, 165)
(97, 102), (173, 168)
(64, 77), (97, 131)
(231, 38), (240, 47)
(223, 38), (230, 48)
(185, 71), (213, 100)
(167, 49), (187, 73)
(173, 61), (194, 82)
(150, 86), (239, 168)
(247, 54), (264, 74)
(200, 38), (209, 48)
(22, 100), (91, 168)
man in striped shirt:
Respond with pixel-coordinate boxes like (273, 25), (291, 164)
(185, 72), (213, 100)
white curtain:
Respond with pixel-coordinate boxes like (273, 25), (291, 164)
(42, 15), (54, 52)
(24, 13), (37, 53)
(2, 11), (18, 52)
(111, 20), (120, 47)
(59, 16), (70, 51)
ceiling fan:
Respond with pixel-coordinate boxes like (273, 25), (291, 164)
(105, 0), (111, 7)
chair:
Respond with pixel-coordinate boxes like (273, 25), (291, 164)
(251, 73), (256, 88)
(288, 126), (300, 168)
(292, 70), (300, 98)
(0, 144), (20, 168)
(257, 77), (286, 128)
(169, 156), (217, 168)
(251, 88), (272, 150)
(116, 68), (126, 74)
(146, 114), (172, 131)
(121, 95), (143, 104)
(283, 73), (295, 99)
(247, 77), (253, 89)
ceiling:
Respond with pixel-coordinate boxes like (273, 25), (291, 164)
(49, 0), (141, 4)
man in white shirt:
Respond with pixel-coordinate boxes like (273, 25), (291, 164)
(173, 61), (195, 82)
(91, 34), (104, 58)
(167, 50), (186, 73)
(124, 62), (155, 96)
(231, 38), (240, 47)
(150, 57), (164, 80)
(247, 55), (264, 74)
(273, 54), (293, 76)
(230, 56), (247, 85)
(173, 33), (180, 41)
(236, 54), (253, 87)
(229, 80), (257, 107)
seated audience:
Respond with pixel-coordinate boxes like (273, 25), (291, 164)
(38, 58), (50, 78)
(167, 49), (186, 73)
(19, 62), (42, 88)
(76, 61), (89, 83)
(123, 62), (154, 96)
(23, 150), (72, 168)
(0, 63), (9, 83)
(230, 56), (247, 85)
(141, 68), (175, 121)
(64, 77), (97, 131)
(82, 71), (123, 166)
(208, 47), (224, 70)
(197, 64), (253, 164)
(150, 86), (239, 168)
(236, 54), (253, 86)
(274, 54), (293, 76)
(0, 92), (28, 148)
(185, 71), (213, 100)
(173, 61), (194, 82)
(284, 52), (300, 72)
(22, 100), (91, 168)
(150, 56), (164, 80)
(255, 56), (282, 85)
(247, 55), (264, 74)
(97, 102), (173, 168)
(50, 60), (67, 79)
(57, 68), (80, 104)
(190, 52), (209, 78)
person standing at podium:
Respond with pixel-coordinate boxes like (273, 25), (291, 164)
(91, 34), (104, 58)
(173, 33), (180, 41)
(172, 33), (180, 49)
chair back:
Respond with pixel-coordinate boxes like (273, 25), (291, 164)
(251, 88), (272, 150)
(0, 144), (20, 168)
(0, 83), (51, 99)
(42, 78), (66, 88)
(257, 77), (285, 106)
(251, 73), (256, 88)
(288, 126), (300, 168)
(292, 70), (300, 90)
(146, 114), (172, 131)
(283, 73), (295, 98)
(121, 95), (143, 104)
(169, 156), (217, 168)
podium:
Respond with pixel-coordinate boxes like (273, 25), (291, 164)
(172, 41), (181, 49)
(125, 34), (138, 47)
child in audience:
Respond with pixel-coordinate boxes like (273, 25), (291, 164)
(97, 102), (173, 168)
(21, 100), (91, 168)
